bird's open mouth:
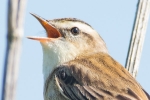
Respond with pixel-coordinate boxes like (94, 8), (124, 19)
(27, 13), (61, 42)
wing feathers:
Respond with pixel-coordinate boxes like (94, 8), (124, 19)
(53, 53), (149, 100)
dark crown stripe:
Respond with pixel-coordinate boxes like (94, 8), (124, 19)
(48, 18), (92, 28)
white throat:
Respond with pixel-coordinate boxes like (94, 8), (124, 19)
(41, 41), (79, 82)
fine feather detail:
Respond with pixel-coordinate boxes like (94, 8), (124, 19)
(30, 14), (149, 100)
(49, 53), (149, 100)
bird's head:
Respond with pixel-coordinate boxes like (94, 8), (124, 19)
(28, 13), (108, 80)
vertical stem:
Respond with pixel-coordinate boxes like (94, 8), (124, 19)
(125, 0), (150, 78)
(1, 0), (26, 100)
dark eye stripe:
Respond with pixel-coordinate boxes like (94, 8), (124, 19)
(58, 28), (93, 41)
(82, 32), (93, 41)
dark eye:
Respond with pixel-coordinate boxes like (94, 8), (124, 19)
(71, 27), (79, 35)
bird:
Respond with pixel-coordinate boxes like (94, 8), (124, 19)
(28, 13), (150, 100)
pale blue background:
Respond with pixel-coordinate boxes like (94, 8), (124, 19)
(0, 0), (150, 100)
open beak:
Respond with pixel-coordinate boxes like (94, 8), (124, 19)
(27, 13), (61, 42)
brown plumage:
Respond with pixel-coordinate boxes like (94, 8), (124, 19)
(44, 53), (148, 100)
(28, 13), (150, 100)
